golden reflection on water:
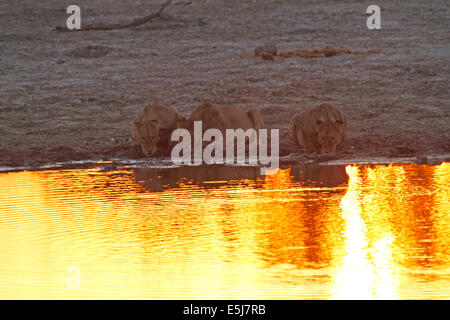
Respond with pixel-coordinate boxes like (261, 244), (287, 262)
(0, 163), (448, 299)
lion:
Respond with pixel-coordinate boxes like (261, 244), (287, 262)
(288, 103), (347, 154)
(178, 101), (265, 133)
(132, 104), (185, 156)
(176, 102), (265, 153)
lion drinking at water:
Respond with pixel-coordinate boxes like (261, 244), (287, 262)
(288, 103), (347, 154)
(132, 104), (185, 156)
(178, 101), (265, 133)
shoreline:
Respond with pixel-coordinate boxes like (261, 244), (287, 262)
(1, 154), (448, 174)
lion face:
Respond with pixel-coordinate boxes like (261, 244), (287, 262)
(134, 120), (160, 156)
(314, 118), (345, 153)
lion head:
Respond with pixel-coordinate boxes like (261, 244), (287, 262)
(289, 103), (347, 154)
(133, 119), (160, 156)
(313, 106), (346, 153)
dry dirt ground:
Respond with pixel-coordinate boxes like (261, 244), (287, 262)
(0, 0), (449, 168)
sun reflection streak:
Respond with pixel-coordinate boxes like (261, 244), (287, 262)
(331, 165), (399, 299)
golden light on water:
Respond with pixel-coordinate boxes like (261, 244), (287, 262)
(331, 166), (399, 299)
(0, 163), (448, 299)
(332, 164), (449, 299)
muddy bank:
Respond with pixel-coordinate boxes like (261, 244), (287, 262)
(0, 0), (448, 168)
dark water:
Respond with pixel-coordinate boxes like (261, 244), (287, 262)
(0, 163), (448, 299)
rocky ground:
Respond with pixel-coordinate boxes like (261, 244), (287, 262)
(0, 0), (448, 168)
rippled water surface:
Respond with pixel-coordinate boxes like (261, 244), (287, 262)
(0, 163), (448, 299)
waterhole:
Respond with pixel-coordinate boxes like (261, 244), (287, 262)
(0, 163), (448, 299)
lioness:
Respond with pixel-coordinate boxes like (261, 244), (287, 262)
(132, 104), (185, 156)
(179, 101), (265, 133)
(177, 102), (265, 152)
(288, 103), (347, 153)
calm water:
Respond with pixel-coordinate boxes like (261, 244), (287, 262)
(0, 163), (448, 299)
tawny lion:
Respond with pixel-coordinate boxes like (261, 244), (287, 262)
(289, 103), (347, 154)
(132, 104), (185, 156)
